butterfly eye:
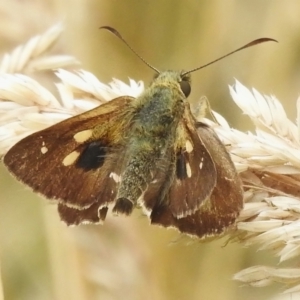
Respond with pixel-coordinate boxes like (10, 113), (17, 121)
(179, 80), (191, 97)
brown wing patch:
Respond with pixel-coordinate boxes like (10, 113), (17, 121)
(150, 123), (243, 238)
(141, 106), (217, 219)
(168, 123), (217, 218)
(4, 96), (134, 210)
(166, 103), (217, 218)
(58, 203), (108, 225)
(141, 147), (175, 212)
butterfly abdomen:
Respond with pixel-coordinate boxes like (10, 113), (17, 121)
(112, 137), (161, 215)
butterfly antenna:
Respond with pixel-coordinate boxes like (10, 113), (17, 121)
(182, 38), (278, 76)
(100, 26), (160, 74)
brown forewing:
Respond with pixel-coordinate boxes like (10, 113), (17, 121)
(168, 121), (217, 217)
(150, 123), (244, 238)
(4, 96), (135, 212)
(142, 105), (217, 218)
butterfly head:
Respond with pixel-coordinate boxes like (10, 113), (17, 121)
(152, 70), (191, 98)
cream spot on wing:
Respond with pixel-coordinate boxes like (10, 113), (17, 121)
(41, 146), (48, 154)
(73, 130), (93, 143)
(62, 151), (80, 166)
(109, 172), (121, 183)
(186, 162), (192, 178)
(199, 157), (204, 170)
(185, 140), (193, 153)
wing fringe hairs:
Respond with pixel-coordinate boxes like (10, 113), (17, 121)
(2, 24), (300, 294)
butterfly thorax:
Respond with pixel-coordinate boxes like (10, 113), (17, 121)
(132, 70), (186, 136)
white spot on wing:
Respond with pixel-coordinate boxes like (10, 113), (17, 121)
(74, 130), (93, 143)
(62, 151), (80, 166)
(109, 172), (122, 183)
(41, 146), (48, 154)
(186, 162), (192, 178)
(185, 140), (193, 153)
(199, 157), (204, 170)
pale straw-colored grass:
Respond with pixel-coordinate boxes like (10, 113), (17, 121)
(0, 24), (150, 300)
(0, 23), (79, 74)
(1, 24), (300, 298)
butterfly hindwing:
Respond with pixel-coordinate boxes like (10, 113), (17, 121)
(57, 202), (109, 225)
(150, 121), (244, 238)
(142, 104), (217, 218)
(4, 96), (135, 214)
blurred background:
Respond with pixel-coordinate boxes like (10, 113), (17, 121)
(0, 0), (299, 299)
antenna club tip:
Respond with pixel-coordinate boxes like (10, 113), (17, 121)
(99, 26), (122, 38)
(259, 37), (278, 43)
